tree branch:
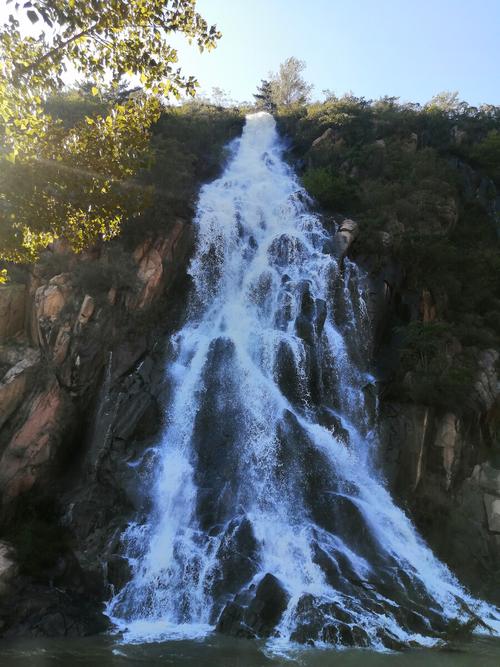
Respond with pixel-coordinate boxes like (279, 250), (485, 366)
(15, 21), (102, 77)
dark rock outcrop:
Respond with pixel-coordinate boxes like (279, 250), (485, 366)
(0, 220), (194, 636)
(217, 573), (290, 639)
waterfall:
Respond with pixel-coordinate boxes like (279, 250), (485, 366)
(107, 112), (499, 649)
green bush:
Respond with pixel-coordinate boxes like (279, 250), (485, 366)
(302, 167), (359, 212)
(395, 322), (477, 410)
(470, 130), (500, 184)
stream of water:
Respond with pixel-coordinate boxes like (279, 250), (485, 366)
(101, 112), (499, 651)
(2, 635), (500, 667)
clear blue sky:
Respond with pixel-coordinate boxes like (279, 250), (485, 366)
(174, 0), (500, 106)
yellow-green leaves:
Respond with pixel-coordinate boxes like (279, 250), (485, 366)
(0, 1), (221, 263)
(1, 95), (158, 262)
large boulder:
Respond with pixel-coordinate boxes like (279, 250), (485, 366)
(217, 573), (290, 639)
(334, 219), (359, 260)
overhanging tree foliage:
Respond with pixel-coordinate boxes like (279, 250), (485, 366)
(0, 0), (221, 269)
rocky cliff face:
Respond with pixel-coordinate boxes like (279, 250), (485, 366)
(360, 228), (500, 606)
(0, 219), (193, 636)
(278, 103), (500, 612)
(1, 108), (499, 640)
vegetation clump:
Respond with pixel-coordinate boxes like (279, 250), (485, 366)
(276, 90), (500, 412)
(0, 0), (221, 265)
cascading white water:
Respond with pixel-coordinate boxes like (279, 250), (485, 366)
(108, 112), (499, 648)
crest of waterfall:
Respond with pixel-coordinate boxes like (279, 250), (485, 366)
(107, 112), (499, 649)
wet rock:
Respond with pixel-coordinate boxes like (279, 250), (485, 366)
(290, 624), (318, 645)
(299, 282), (315, 319)
(268, 234), (306, 267)
(216, 602), (256, 639)
(314, 493), (372, 559)
(317, 407), (349, 446)
(218, 573), (289, 640)
(211, 517), (259, 606)
(291, 594), (372, 647)
(295, 313), (315, 346)
(112, 391), (155, 442)
(274, 340), (304, 407)
(0, 584), (110, 638)
(192, 337), (244, 529)
(274, 290), (294, 330)
(293, 283), (327, 351)
(246, 573), (290, 636)
(322, 238), (336, 255)
(275, 409), (310, 470)
(310, 545), (345, 591)
(249, 270), (274, 314)
(315, 299), (327, 336)
(376, 627), (407, 651)
(107, 555), (132, 591)
(275, 411), (344, 524)
(322, 622), (369, 647)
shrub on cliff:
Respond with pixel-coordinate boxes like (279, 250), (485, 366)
(278, 93), (500, 397)
(470, 130), (500, 184)
(396, 322), (476, 411)
(302, 167), (359, 212)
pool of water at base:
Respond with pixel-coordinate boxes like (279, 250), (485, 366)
(1, 635), (500, 667)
